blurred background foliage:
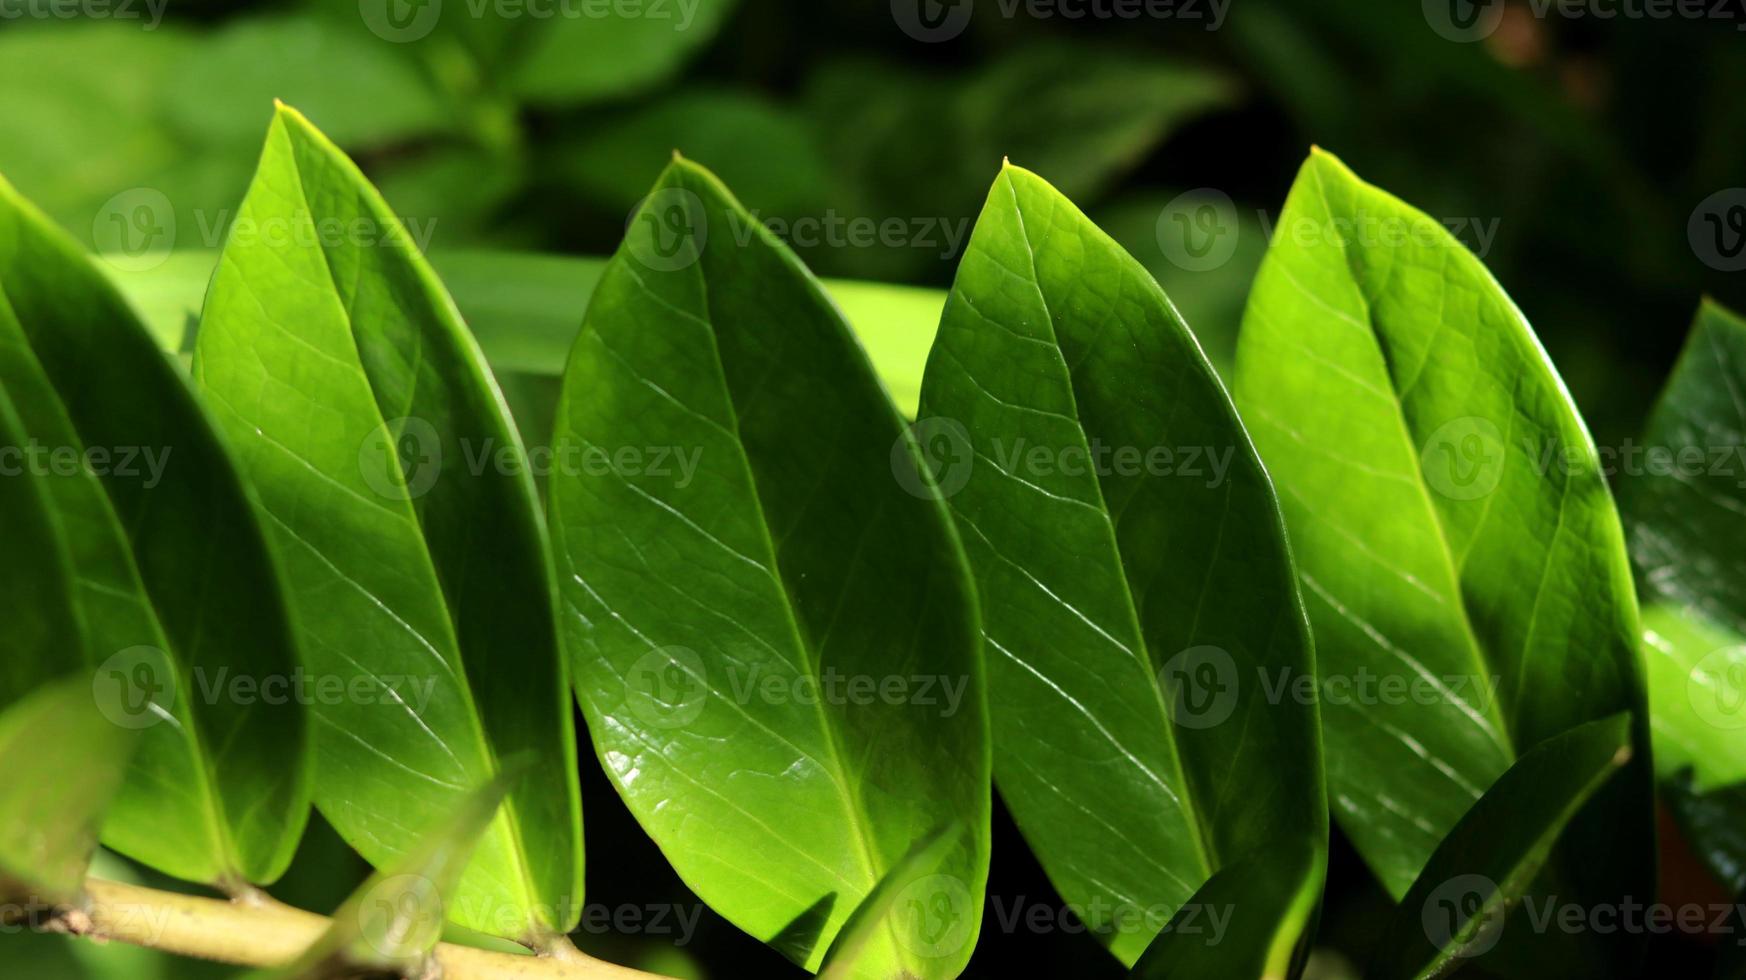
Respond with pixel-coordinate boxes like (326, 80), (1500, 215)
(3, 1), (1743, 977)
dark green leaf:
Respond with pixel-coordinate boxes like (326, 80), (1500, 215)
(1128, 836), (1323, 980)
(548, 158), (987, 977)
(915, 163), (1325, 966)
(1620, 299), (1746, 892)
(1368, 713), (1633, 980)
(191, 105), (581, 943)
(1233, 148), (1652, 972)
(0, 174), (309, 888)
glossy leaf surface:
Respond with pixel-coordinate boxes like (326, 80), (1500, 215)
(549, 158), (987, 977)
(192, 105), (581, 941)
(1619, 299), (1746, 890)
(1232, 151), (1653, 946)
(915, 163), (1326, 966)
(0, 174), (307, 887)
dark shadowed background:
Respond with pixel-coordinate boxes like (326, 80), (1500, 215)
(3, 0), (1742, 976)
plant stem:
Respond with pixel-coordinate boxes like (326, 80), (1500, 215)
(52, 877), (669, 979)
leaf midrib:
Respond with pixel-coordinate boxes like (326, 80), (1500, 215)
(1298, 156), (1516, 759)
(995, 170), (1218, 881)
(273, 120), (550, 931)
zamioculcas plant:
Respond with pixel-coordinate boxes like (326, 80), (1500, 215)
(1233, 148), (1653, 975)
(546, 157), (989, 978)
(10, 101), (1739, 980)
(1619, 299), (1746, 891)
(192, 104), (583, 948)
(912, 163), (1326, 970)
(0, 173), (310, 892)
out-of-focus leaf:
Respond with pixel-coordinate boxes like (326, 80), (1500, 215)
(1368, 714), (1633, 980)
(549, 158), (987, 977)
(259, 770), (519, 979)
(0, 678), (139, 906)
(373, 145), (524, 247)
(105, 250), (945, 414)
(804, 45), (1235, 281)
(552, 91), (829, 217)
(1129, 837), (1323, 980)
(1233, 149), (1652, 974)
(0, 23), (200, 232)
(511, 0), (740, 107)
(0, 174), (309, 888)
(163, 15), (446, 151)
(1620, 299), (1746, 891)
(192, 105), (581, 943)
(916, 163), (1325, 966)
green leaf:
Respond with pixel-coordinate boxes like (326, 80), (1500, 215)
(1128, 836), (1323, 980)
(260, 768), (521, 979)
(190, 105), (581, 943)
(0, 174), (309, 887)
(162, 15), (446, 151)
(511, 0), (739, 107)
(551, 90), (830, 217)
(1619, 299), (1746, 890)
(817, 823), (966, 980)
(104, 250), (946, 416)
(1368, 713), (1634, 980)
(548, 158), (987, 977)
(1233, 149), (1652, 969)
(1624, 301), (1746, 636)
(0, 23), (199, 234)
(1640, 604), (1746, 792)
(914, 163), (1325, 967)
(0, 677), (140, 906)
